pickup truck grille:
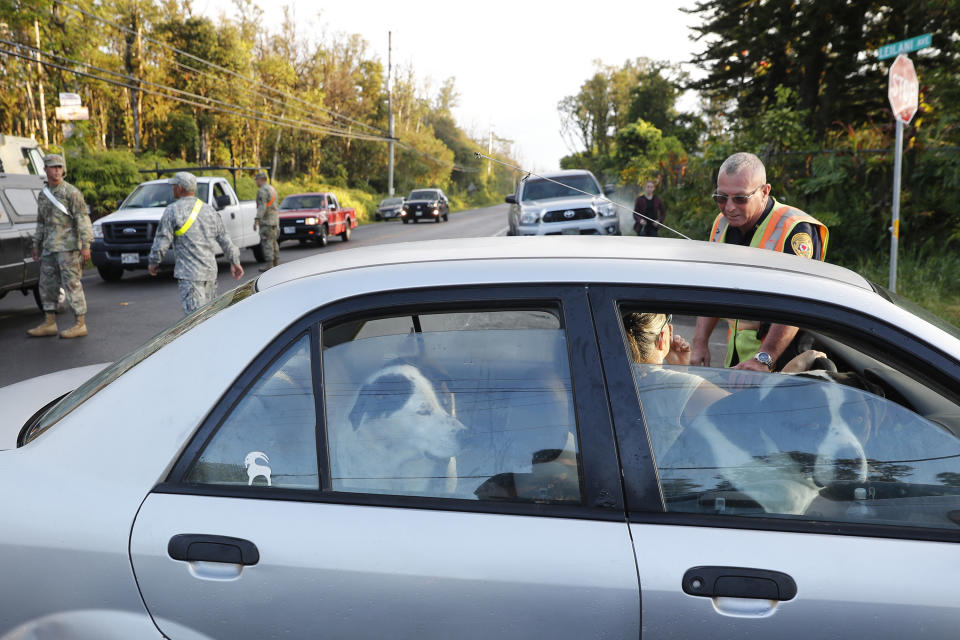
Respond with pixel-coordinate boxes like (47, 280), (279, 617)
(103, 222), (155, 243)
(542, 208), (595, 223)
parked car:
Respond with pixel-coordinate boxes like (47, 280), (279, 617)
(0, 173), (43, 308)
(91, 176), (262, 281)
(277, 191), (356, 246)
(401, 188), (448, 223)
(375, 196), (404, 221)
(506, 169), (619, 236)
(2, 236), (960, 639)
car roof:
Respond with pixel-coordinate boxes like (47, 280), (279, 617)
(283, 192), (327, 197)
(256, 236), (872, 292)
(526, 169), (596, 179)
(141, 176), (220, 185)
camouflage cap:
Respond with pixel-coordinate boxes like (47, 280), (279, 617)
(169, 171), (197, 192)
(255, 170), (268, 180)
(43, 154), (66, 168)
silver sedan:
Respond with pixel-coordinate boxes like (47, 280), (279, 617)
(2, 236), (960, 639)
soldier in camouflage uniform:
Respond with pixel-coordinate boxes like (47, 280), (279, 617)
(148, 172), (244, 315)
(254, 170), (279, 272)
(27, 153), (93, 339)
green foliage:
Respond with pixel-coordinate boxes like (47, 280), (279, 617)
(67, 149), (142, 219)
(852, 249), (960, 327)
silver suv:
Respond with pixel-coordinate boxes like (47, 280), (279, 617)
(0, 173), (43, 308)
(506, 169), (619, 236)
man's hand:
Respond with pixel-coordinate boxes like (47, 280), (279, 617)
(148, 264), (158, 276)
(31, 249), (38, 261)
(80, 248), (91, 262)
(253, 220), (259, 231)
(231, 263), (244, 280)
(690, 343), (711, 367)
(733, 357), (768, 372)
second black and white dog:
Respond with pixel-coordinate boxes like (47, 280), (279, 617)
(331, 363), (465, 495)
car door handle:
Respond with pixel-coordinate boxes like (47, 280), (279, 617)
(168, 534), (260, 566)
(231, 212), (236, 219)
(682, 566), (796, 601)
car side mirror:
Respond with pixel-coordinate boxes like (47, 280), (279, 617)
(215, 194), (231, 210)
(329, 203), (336, 210)
(505, 194), (517, 204)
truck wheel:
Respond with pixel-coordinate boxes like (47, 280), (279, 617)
(97, 265), (124, 282)
(435, 214), (441, 224)
(252, 243), (265, 263)
(316, 225), (329, 247)
(402, 218), (409, 224)
(340, 219), (351, 242)
(32, 285), (42, 311)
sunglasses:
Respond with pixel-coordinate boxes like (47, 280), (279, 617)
(712, 184), (763, 206)
(652, 313), (672, 336)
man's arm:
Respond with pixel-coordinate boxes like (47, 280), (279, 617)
(691, 316), (719, 367)
(147, 209), (175, 275)
(732, 323), (800, 371)
(71, 188), (93, 262)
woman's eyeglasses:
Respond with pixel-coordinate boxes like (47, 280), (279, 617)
(651, 314), (672, 336)
(712, 184), (763, 206)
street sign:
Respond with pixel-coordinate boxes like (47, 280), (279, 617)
(55, 105), (89, 121)
(58, 92), (82, 107)
(877, 33), (932, 60)
(888, 54), (919, 125)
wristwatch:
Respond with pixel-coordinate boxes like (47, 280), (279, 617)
(754, 351), (776, 371)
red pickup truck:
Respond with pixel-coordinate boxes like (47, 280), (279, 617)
(277, 192), (357, 247)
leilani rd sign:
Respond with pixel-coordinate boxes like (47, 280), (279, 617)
(888, 54), (919, 124)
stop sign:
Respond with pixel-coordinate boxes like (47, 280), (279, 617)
(888, 54), (919, 124)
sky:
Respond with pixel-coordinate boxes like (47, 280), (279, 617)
(195, 1), (704, 172)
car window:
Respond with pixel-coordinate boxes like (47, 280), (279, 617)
(381, 197), (403, 206)
(322, 308), (582, 503)
(213, 182), (226, 201)
(185, 334), (319, 490)
(22, 281), (257, 444)
(408, 190), (438, 200)
(281, 195), (323, 210)
(619, 311), (960, 532)
(520, 175), (601, 202)
(120, 182), (210, 209)
(0, 198), (8, 224)
(4, 188), (38, 220)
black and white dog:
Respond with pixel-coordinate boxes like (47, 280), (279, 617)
(664, 374), (873, 515)
(331, 363), (465, 495)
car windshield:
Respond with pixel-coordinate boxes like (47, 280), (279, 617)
(21, 280), (257, 445)
(408, 190), (438, 200)
(281, 195), (324, 210)
(380, 197), (403, 206)
(521, 175), (601, 202)
(120, 182), (210, 209)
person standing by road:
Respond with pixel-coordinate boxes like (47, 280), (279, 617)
(27, 154), (93, 339)
(632, 180), (666, 237)
(148, 172), (244, 315)
(690, 152), (829, 372)
(254, 170), (279, 272)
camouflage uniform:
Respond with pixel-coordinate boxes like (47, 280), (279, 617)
(34, 180), (93, 316)
(256, 180), (280, 267)
(149, 195), (241, 315)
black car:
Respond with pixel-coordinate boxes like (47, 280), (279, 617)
(401, 188), (449, 223)
(0, 174), (43, 309)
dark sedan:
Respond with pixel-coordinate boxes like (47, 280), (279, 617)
(400, 188), (449, 223)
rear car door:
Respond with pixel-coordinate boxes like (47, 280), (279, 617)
(212, 180), (242, 242)
(130, 285), (639, 639)
(590, 285), (960, 637)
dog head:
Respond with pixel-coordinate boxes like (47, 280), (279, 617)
(347, 363), (465, 462)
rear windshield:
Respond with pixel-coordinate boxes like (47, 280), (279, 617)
(521, 174), (601, 202)
(408, 190), (439, 200)
(281, 195), (325, 210)
(21, 280), (257, 445)
(120, 182), (210, 209)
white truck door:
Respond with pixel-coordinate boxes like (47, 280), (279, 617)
(212, 180), (242, 244)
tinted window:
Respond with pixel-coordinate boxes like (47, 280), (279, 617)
(521, 175), (601, 202)
(281, 195), (325, 210)
(380, 197), (403, 207)
(121, 183), (210, 209)
(620, 311), (960, 531)
(322, 308), (582, 503)
(408, 190), (439, 200)
(186, 334), (319, 489)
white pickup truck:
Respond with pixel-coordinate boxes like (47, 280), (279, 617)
(91, 176), (262, 281)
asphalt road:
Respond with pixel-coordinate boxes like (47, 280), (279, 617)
(0, 202), (723, 387)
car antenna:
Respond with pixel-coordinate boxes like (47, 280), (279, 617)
(474, 151), (690, 240)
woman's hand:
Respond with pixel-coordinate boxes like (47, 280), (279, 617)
(665, 331), (691, 366)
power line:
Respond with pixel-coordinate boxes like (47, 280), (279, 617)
(49, 0), (387, 136)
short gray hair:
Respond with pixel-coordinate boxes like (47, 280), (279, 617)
(169, 171), (197, 193)
(718, 152), (766, 186)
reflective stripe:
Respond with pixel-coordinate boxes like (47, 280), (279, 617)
(175, 198), (203, 236)
(42, 187), (72, 217)
(710, 215), (727, 243)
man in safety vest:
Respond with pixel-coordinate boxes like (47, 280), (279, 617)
(254, 170), (280, 272)
(148, 172), (244, 315)
(690, 152), (829, 372)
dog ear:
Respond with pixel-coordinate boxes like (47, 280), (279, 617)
(348, 373), (415, 429)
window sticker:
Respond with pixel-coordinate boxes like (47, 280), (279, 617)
(244, 451), (272, 487)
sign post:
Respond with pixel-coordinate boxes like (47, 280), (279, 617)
(882, 35), (928, 292)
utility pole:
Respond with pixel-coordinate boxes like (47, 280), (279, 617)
(387, 31), (395, 197)
(34, 19), (49, 146)
(487, 127), (493, 177)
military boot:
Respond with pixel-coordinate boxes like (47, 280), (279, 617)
(59, 315), (87, 339)
(26, 313), (58, 337)
(272, 257), (279, 268)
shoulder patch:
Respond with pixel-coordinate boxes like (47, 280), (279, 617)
(791, 232), (814, 259)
